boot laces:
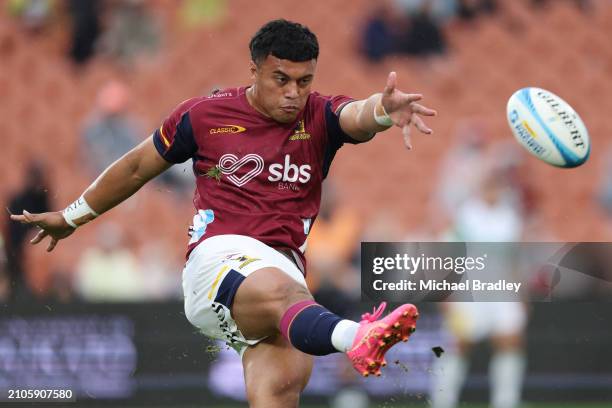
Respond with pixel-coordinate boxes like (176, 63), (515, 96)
(361, 302), (387, 323)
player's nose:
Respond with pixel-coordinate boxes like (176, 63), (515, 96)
(284, 82), (299, 100)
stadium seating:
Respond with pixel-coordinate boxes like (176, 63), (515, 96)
(1, 0), (610, 295)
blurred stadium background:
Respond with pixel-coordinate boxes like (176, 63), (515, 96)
(2, 0), (612, 407)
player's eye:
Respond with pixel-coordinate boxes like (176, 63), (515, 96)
(299, 78), (312, 86)
(276, 76), (288, 85)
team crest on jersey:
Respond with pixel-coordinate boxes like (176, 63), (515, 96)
(289, 120), (310, 141)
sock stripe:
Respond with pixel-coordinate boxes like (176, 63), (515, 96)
(280, 300), (317, 340)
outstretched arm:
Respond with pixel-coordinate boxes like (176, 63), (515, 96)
(338, 71), (437, 149)
(10, 136), (171, 251)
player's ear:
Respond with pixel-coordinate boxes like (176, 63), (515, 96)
(249, 60), (258, 80)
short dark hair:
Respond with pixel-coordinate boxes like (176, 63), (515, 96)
(249, 19), (319, 65)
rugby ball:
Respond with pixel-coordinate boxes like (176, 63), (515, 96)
(506, 87), (590, 168)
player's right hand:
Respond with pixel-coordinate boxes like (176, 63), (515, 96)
(9, 210), (75, 252)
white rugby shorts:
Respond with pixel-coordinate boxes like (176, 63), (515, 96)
(445, 302), (527, 342)
(182, 234), (307, 356)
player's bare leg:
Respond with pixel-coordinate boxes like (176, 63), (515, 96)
(490, 333), (526, 408)
(232, 266), (419, 378)
(243, 333), (313, 408)
(232, 267), (313, 339)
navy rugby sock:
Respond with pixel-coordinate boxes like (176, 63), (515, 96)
(279, 300), (343, 356)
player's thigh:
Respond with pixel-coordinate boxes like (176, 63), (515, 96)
(243, 333), (313, 408)
(232, 266), (313, 339)
(490, 303), (527, 350)
(182, 234), (309, 345)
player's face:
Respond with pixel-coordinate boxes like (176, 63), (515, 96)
(250, 56), (316, 123)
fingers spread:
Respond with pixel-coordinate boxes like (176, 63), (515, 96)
(22, 210), (37, 225)
(402, 124), (412, 150)
(47, 238), (58, 252)
(413, 114), (433, 134)
(410, 103), (437, 116)
(31, 229), (48, 245)
(23, 210), (48, 229)
(383, 71), (397, 96)
(401, 93), (423, 105)
(9, 214), (27, 223)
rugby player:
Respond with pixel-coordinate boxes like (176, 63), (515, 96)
(11, 19), (436, 407)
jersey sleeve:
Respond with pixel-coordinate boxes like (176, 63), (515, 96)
(325, 95), (365, 148)
(152, 98), (200, 163)
(321, 94), (364, 179)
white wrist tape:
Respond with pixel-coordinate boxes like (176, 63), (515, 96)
(62, 196), (99, 228)
(374, 103), (393, 127)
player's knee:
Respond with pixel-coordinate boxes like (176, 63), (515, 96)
(266, 278), (312, 320)
(270, 278), (311, 304)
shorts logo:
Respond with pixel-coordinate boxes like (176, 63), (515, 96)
(218, 154), (265, 187)
(209, 124), (247, 134)
(211, 302), (243, 349)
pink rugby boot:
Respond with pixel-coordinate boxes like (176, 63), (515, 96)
(346, 302), (419, 377)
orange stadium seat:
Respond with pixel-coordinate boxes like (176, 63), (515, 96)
(1, 0), (611, 291)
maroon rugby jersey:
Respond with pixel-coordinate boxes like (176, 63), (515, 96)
(152, 87), (361, 271)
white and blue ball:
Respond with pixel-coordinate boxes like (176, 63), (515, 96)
(506, 87), (590, 168)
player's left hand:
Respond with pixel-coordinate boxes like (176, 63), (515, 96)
(9, 210), (75, 252)
(381, 71), (437, 150)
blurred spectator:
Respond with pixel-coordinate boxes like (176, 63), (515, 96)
(75, 222), (144, 302)
(98, 0), (161, 67)
(68, 0), (101, 65)
(48, 268), (76, 303)
(361, 0), (447, 62)
(532, 0), (591, 13)
(307, 182), (362, 306)
(138, 241), (182, 300)
(456, 0), (498, 22)
(431, 172), (527, 408)
(82, 80), (192, 196)
(362, 2), (397, 62)
(597, 148), (612, 218)
(453, 170), (523, 241)
(178, 0), (228, 28)
(6, 0), (54, 33)
(82, 80), (141, 175)
(4, 162), (50, 301)
(397, 0), (447, 57)
(435, 120), (488, 219)
(395, 0), (457, 22)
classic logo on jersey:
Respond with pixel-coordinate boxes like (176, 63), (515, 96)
(218, 153), (265, 187)
(208, 153), (312, 188)
(289, 120), (311, 141)
(209, 124), (247, 134)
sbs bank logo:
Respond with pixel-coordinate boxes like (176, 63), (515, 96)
(213, 153), (311, 187)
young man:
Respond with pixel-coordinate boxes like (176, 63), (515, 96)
(12, 19), (436, 407)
